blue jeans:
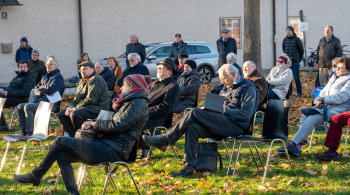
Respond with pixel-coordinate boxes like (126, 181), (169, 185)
(289, 61), (302, 96)
(32, 137), (122, 194)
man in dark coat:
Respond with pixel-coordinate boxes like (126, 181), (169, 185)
(282, 26), (304, 97)
(0, 60), (35, 131)
(95, 62), (115, 91)
(143, 64), (258, 177)
(118, 53), (150, 87)
(316, 25), (343, 86)
(58, 61), (110, 137)
(125, 34), (146, 68)
(217, 29), (237, 68)
(27, 50), (45, 84)
(169, 33), (189, 61)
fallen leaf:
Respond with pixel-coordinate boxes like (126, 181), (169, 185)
(266, 182), (277, 188)
(258, 185), (268, 192)
(302, 167), (317, 175)
(140, 182), (150, 188)
(320, 164), (328, 176)
(202, 171), (210, 177)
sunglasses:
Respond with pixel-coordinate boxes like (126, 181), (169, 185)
(277, 60), (284, 63)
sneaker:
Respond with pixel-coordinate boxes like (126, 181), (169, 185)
(316, 150), (339, 161)
(288, 147), (302, 156)
(171, 165), (195, 177)
(277, 142), (294, 153)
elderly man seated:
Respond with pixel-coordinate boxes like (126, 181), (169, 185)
(0, 60), (35, 131)
(280, 57), (350, 156)
(94, 62), (115, 91)
(142, 64), (258, 177)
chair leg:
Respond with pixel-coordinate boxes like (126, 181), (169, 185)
(252, 143), (265, 170)
(248, 143), (260, 172)
(16, 142), (28, 175)
(9, 107), (18, 130)
(221, 140), (230, 157)
(0, 141), (11, 172)
(226, 139), (236, 176)
(77, 164), (86, 191)
(232, 141), (243, 176)
(308, 128), (316, 151)
(343, 127), (349, 156)
(106, 162), (140, 195)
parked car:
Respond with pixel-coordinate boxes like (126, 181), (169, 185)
(101, 41), (219, 83)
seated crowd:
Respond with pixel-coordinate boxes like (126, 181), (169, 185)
(3, 45), (350, 194)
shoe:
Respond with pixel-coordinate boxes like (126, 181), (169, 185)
(171, 165), (195, 177)
(298, 94), (302, 98)
(316, 150), (339, 161)
(277, 142), (294, 153)
(287, 147), (302, 157)
(0, 125), (8, 132)
(137, 149), (152, 159)
(142, 135), (168, 151)
(13, 173), (41, 186)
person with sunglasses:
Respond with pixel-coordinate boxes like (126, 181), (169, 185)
(265, 54), (293, 100)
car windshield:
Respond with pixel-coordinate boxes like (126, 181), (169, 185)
(117, 46), (154, 58)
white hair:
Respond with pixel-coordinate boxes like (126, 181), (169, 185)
(46, 57), (58, 66)
(129, 34), (138, 39)
(127, 53), (141, 61)
(218, 64), (239, 76)
(243, 61), (256, 67)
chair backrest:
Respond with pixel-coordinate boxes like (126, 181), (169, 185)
(0, 97), (7, 118)
(262, 99), (293, 140)
(97, 110), (114, 120)
(33, 102), (54, 139)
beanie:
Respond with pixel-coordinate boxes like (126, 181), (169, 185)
(184, 60), (197, 70)
(286, 26), (295, 33)
(124, 74), (152, 92)
(20, 37), (28, 43)
(278, 56), (288, 64)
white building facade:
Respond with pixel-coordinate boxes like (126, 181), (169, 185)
(0, 0), (349, 82)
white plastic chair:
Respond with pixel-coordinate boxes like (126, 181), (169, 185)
(0, 101), (54, 174)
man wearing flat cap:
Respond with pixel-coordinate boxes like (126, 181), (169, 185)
(58, 61), (110, 137)
(217, 28), (237, 68)
(174, 53), (189, 81)
(169, 33), (189, 61)
(138, 58), (180, 158)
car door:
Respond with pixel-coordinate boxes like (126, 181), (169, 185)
(144, 45), (171, 80)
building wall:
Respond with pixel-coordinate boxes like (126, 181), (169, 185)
(1, 0), (350, 83)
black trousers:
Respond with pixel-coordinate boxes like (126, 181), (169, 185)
(32, 137), (122, 194)
(164, 108), (243, 166)
(0, 96), (25, 126)
(58, 108), (99, 137)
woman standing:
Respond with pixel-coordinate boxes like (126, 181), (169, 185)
(15, 37), (33, 63)
(107, 57), (123, 94)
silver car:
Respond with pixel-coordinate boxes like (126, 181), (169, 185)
(102, 41), (218, 83)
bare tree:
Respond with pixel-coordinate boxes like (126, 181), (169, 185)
(243, 0), (262, 71)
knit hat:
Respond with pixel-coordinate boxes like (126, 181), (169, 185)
(175, 33), (181, 38)
(278, 56), (288, 64)
(157, 58), (178, 75)
(226, 52), (237, 63)
(178, 53), (189, 59)
(124, 74), (152, 92)
(286, 26), (294, 33)
(20, 37), (28, 43)
(184, 60), (197, 70)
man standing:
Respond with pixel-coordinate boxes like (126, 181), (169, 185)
(316, 25), (343, 86)
(117, 53), (150, 87)
(18, 58), (64, 136)
(217, 29), (237, 68)
(125, 34), (146, 68)
(282, 26), (304, 97)
(94, 62), (115, 91)
(0, 60), (35, 131)
(142, 64), (258, 177)
(58, 61), (110, 137)
(27, 50), (46, 85)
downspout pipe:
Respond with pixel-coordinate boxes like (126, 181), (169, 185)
(78, 0), (83, 54)
(273, 0), (276, 63)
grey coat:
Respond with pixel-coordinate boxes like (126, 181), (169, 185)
(266, 64), (293, 99)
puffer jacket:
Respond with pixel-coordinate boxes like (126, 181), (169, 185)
(282, 33), (304, 62)
(313, 71), (350, 121)
(316, 35), (343, 68)
(7, 71), (35, 102)
(94, 91), (149, 160)
(15, 46), (33, 63)
(174, 70), (201, 113)
(266, 64), (293, 99)
(169, 41), (188, 59)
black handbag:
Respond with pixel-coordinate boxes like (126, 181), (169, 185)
(75, 128), (99, 141)
(196, 142), (223, 172)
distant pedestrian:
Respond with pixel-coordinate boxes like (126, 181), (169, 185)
(169, 33), (188, 61)
(217, 29), (237, 68)
(125, 34), (146, 68)
(282, 26), (304, 97)
(15, 37), (33, 63)
(316, 25), (343, 86)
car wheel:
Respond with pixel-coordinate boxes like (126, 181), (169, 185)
(197, 66), (213, 84)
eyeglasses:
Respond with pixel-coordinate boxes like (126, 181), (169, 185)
(45, 64), (56, 66)
(277, 60), (284, 63)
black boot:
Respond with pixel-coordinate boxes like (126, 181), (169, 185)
(142, 135), (168, 151)
(171, 164), (196, 177)
(14, 173), (41, 186)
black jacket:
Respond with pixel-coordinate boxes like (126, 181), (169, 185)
(126, 41), (146, 68)
(27, 59), (45, 81)
(316, 35), (343, 68)
(95, 91), (149, 160)
(6, 71), (35, 102)
(35, 67), (47, 85)
(144, 77), (180, 129)
(244, 69), (268, 105)
(217, 37), (237, 66)
(99, 67), (116, 91)
(117, 62), (150, 87)
(174, 70), (201, 113)
(34, 69), (65, 104)
(169, 41), (189, 60)
(282, 33), (304, 62)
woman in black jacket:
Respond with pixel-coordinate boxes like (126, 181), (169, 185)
(14, 74), (151, 195)
(174, 60), (201, 113)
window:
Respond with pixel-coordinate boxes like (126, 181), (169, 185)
(150, 46), (171, 58)
(188, 45), (211, 55)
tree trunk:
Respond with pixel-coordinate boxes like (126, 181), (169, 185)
(243, 0), (262, 71)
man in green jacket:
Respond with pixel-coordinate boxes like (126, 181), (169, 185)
(58, 61), (110, 137)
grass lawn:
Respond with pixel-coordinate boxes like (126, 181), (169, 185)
(1, 75), (350, 194)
